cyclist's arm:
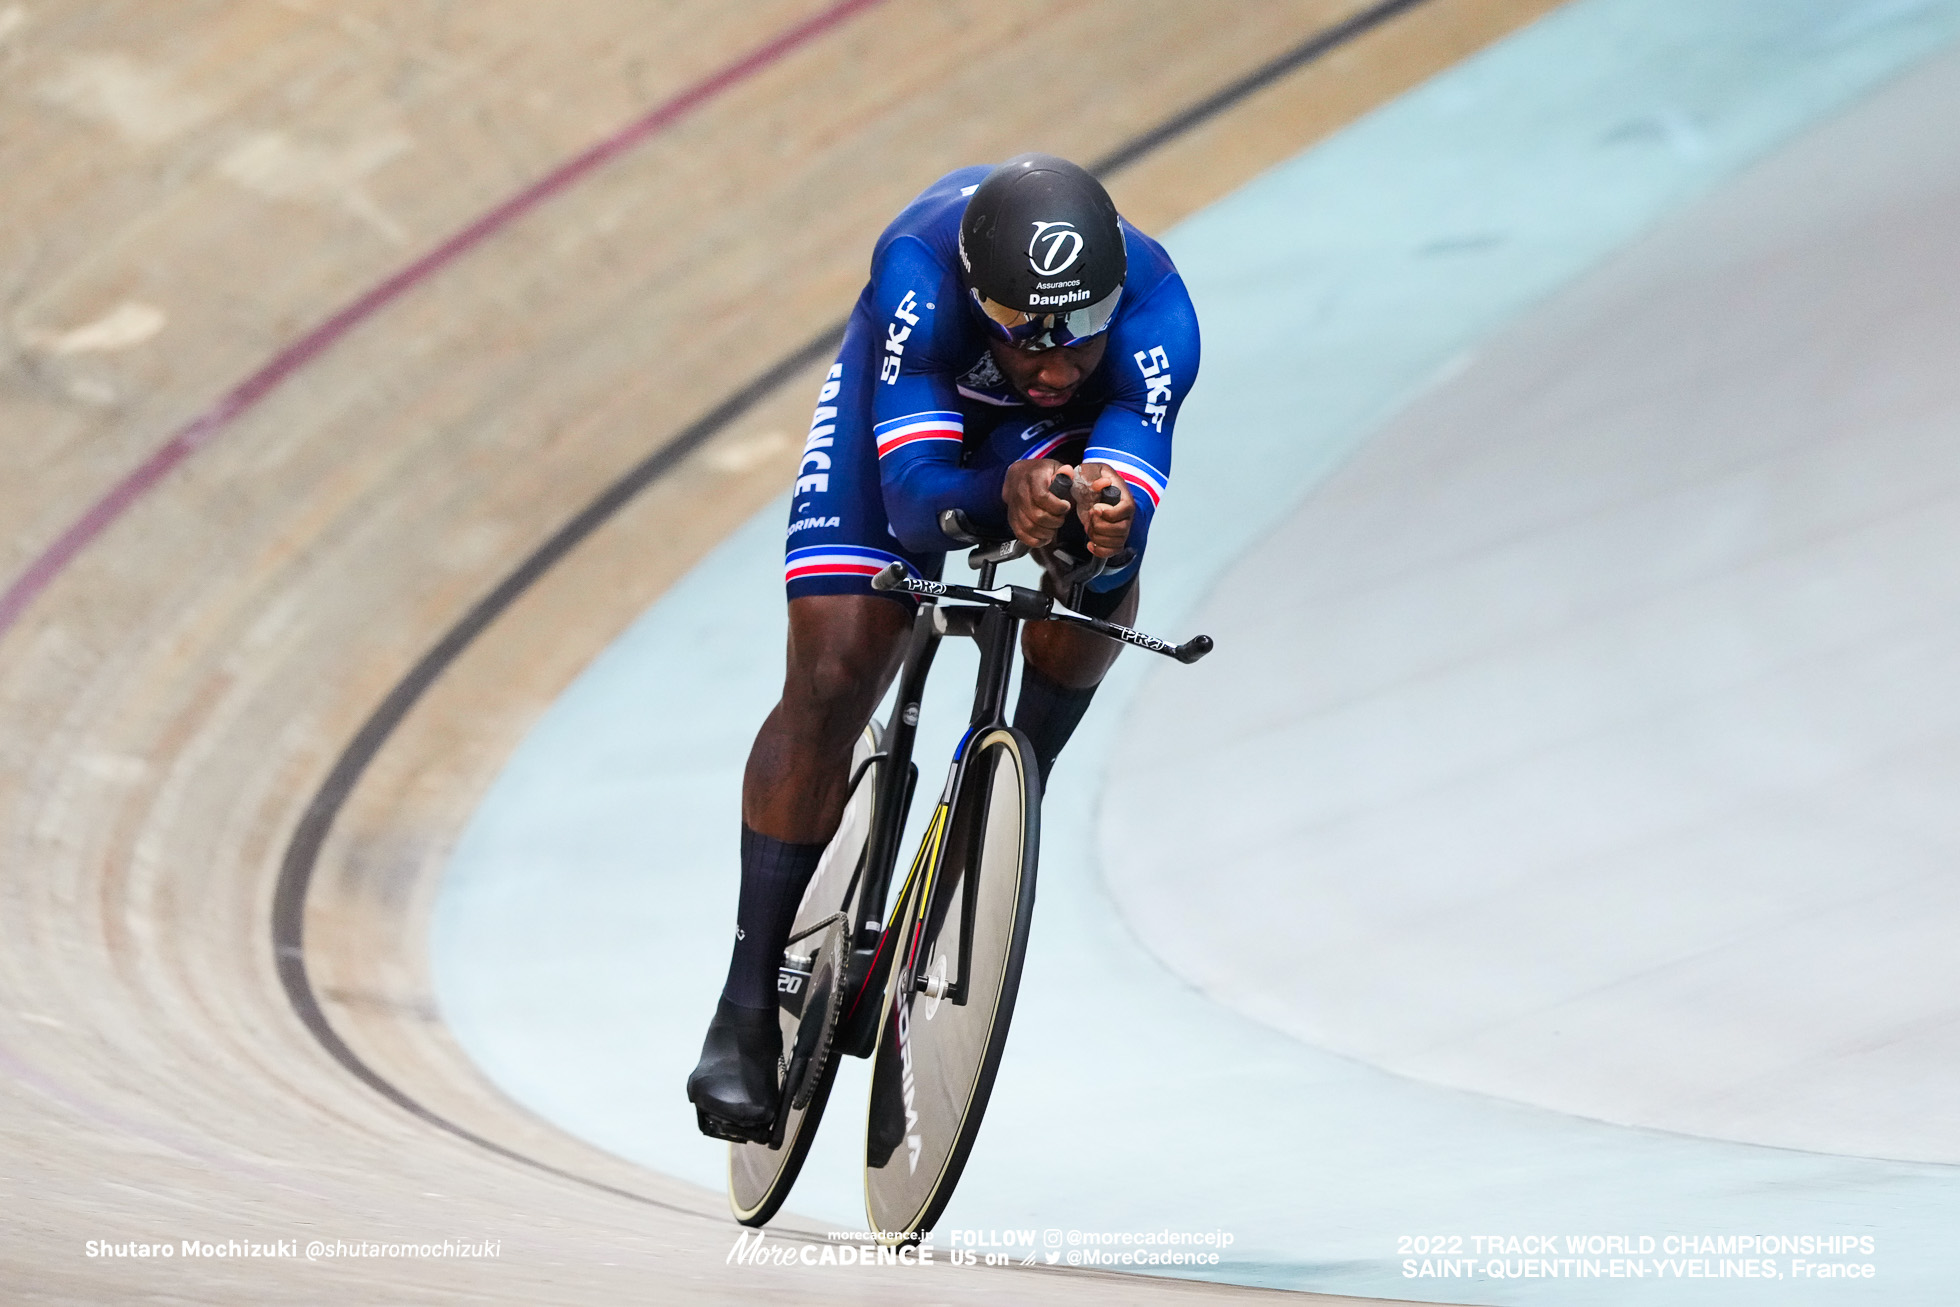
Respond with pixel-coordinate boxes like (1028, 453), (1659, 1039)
(869, 238), (1009, 553)
(1078, 273), (1201, 574)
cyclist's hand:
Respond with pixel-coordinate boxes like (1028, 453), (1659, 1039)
(1074, 462), (1134, 557)
(1003, 458), (1073, 548)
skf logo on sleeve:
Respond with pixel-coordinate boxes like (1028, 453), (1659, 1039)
(1134, 346), (1173, 430)
(796, 363), (843, 494)
(880, 290), (922, 384)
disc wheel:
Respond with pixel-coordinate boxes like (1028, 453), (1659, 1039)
(863, 726), (1038, 1241)
(728, 722), (882, 1226)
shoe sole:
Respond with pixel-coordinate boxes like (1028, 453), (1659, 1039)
(694, 1105), (775, 1145)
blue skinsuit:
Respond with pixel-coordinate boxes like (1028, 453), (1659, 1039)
(782, 165), (1200, 600)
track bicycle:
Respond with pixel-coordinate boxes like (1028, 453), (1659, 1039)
(714, 476), (1211, 1240)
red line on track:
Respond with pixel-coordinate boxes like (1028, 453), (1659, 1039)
(0, 0), (884, 640)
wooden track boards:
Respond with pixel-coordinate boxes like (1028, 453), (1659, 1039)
(1, 1), (1557, 1299)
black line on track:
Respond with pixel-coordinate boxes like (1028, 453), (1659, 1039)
(1087, 0), (1434, 177)
(273, 0), (1438, 1211)
(272, 329), (843, 1217)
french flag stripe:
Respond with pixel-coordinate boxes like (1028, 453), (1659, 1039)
(1116, 472), (1162, 506)
(1019, 433), (1075, 461)
(1084, 447), (1167, 502)
(785, 545), (902, 582)
(1088, 458), (1165, 506)
(874, 410), (963, 457)
(876, 425), (961, 456)
(786, 543), (897, 559)
(877, 427), (961, 457)
(873, 409), (962, 436)
(786, 560), (884, 581)
(1084, 445), (1167, 485)
(786, 561), (883, 580)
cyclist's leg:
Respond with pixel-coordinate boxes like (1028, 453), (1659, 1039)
(742, 595), (909, 843)
(728, 305), (941, 1008)
(1016, 570), (1138, 787)
(704, 595), (907, 1034)
(692, 312), (940, 1130)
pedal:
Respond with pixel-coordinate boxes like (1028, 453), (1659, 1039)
(695, 1107), (775, 1146)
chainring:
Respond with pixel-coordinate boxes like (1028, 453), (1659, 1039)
(785, 916), (848, 1112)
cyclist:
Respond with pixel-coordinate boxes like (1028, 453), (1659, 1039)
(688, 153), (1199, 1140)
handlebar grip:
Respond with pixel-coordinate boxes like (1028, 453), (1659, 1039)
(1047, 473), (1125, 506)
(938, 507), (979, 545)
(869, 561), (907, 592)
(1172, 634), (1214, 664)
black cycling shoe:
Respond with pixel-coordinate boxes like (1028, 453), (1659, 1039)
(686, 998), (782, 1143)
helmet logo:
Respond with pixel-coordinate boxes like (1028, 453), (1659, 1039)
(1028, 221), (1084, 276)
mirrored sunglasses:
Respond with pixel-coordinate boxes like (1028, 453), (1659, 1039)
(968, 284), (1122, 352)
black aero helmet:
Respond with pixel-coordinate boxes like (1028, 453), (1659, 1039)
(958, 152), (1126, 352)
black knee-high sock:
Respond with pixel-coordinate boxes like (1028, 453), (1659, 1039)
(721, 824), (827, 1012)
(1011, 663), (1099, 790)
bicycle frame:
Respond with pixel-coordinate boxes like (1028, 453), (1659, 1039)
(835, 557), (1019, 1047)
(831, 538), (1212, 1053)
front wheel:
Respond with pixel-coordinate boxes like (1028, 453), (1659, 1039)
(863, 726), (1039, 1241)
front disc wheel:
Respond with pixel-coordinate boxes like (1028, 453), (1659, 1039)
(863, 727), (1038, 1241)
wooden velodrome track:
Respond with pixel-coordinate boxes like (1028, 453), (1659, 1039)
(2, 2), (1558, 1301)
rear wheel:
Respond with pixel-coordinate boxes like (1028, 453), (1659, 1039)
(863, 727), (1038, 1241)
(728, 722), (883, 1226)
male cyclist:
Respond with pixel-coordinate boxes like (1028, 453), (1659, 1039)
(688, 153), (1199, 1140)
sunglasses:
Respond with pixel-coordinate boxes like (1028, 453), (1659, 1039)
(968, 284), (1122, 352)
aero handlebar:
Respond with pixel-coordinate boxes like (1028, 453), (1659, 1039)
(869, 558), (1213, 665)
(1049, 471), (1122, 507)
